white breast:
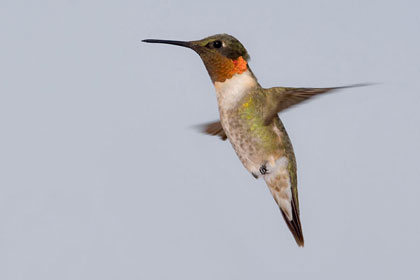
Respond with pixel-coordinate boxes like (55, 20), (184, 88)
(214, 70), (257, 110)
(213, 70), (260, 174)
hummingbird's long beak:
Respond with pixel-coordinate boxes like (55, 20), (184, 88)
(142, 39), (192, 49)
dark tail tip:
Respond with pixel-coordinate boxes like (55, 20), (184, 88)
(280, 198), (304, 247)
(295, 235), (305, 247)
(280, 210), (305, 247)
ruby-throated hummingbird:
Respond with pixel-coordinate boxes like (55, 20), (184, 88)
(142, 34), (365, 247)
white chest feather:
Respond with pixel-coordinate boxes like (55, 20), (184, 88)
(214, 70), (257, 110)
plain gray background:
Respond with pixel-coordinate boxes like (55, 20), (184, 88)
(1, 0), (419, 279)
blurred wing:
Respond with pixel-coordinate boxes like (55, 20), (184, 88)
(196, 120), (227, 141)
(263, 84), (369, 125)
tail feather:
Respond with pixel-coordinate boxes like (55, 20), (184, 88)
(279, 197), (304, 247)
(266, 172), (304, 247)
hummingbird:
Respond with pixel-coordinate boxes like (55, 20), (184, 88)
(142, 34), (365, 247)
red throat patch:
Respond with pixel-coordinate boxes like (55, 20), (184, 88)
(211, 56), (248, 83)
(231, 56), (248, 75)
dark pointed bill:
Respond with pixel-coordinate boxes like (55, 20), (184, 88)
(142, 39), (192, 48)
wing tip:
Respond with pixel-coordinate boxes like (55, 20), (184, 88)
(330, 82), (378, 91)
(192, 121), (227, 141)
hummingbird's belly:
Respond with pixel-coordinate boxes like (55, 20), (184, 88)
(220, 113), (276, 175)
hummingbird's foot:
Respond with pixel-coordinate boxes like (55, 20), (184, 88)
(251, 172), (259, 179)
(259, 164), (269, 175)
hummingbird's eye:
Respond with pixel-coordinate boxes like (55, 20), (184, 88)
(212, 40), (222, 48)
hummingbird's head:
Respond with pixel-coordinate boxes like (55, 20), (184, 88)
(142, 34), (250, 83)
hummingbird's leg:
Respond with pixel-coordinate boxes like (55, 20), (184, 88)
(252, 162), (271, 179)
(259, 163), (269, 175)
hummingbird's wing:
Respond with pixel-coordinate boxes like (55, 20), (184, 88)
(263, 84), (368, 125)
(196, 120), (227, 141)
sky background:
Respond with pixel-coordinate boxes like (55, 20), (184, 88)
(1, 1), (420, 279)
